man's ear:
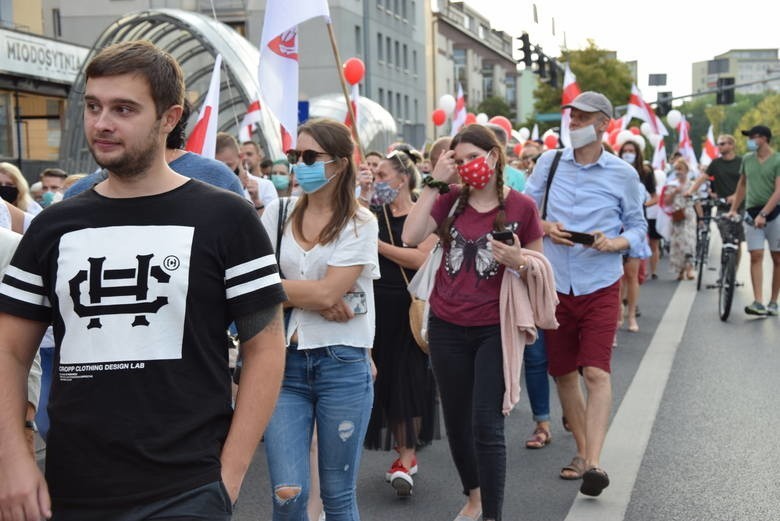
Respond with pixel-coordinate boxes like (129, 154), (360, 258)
(161, 104), (183, 135)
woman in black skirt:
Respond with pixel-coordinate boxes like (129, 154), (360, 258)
(364, 149), (438, 497)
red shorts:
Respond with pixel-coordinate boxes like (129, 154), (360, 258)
(545, 280), (620, 377)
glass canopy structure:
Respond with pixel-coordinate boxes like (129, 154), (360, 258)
(60, 8), (399, 173)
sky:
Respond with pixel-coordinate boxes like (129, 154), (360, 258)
(473, 0), (780, 103)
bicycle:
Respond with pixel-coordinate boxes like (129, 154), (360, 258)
(715, 211), (743, 321)
(693, 196), (717, 291)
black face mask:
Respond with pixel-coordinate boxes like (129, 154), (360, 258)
(0, 185), (19, 203)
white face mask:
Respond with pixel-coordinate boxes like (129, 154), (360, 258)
(621, 152), (636, 164)
(568, 124), (598, 149)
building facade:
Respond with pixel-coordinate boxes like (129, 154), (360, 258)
(692, 49), (780, 95)
(0, 0), (88, 180)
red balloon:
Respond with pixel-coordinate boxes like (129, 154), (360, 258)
(513, 143), (524, 156)
(465, 113), (477, 125)
(608, 118), (622, 132)
(489, 115), (513, 137)
(609, 128), (621, 145)
(432, 109), (447, 126)
(629, 126), (640, 135)
(544, 134), (559, 150)
(343, 57), (365, 85)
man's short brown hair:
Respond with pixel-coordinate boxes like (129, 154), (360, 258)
(216, 132), (240, 155)
(85, 40), (184, 118)
(39, 168), (67, 180)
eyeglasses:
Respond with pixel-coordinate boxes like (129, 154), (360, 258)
(286, 149), (330, 165)
(716, 142), (731, 146)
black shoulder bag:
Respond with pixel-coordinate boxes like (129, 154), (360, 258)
(541, 150), (563, 220)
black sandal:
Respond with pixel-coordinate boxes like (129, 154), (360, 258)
(580, 467), (610, 496)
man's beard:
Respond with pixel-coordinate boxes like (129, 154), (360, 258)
(89, 120), (161, 178)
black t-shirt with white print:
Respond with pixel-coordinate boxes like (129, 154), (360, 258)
(0, 180), (286, 508)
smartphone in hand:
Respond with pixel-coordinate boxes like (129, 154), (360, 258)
(343, 292), (368, 315)
(491, 230), (515, 245)
(562, 230), (595, 245)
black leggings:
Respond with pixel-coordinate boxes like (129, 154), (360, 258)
(428, 313), (506, 521)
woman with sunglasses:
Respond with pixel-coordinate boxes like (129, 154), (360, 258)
(260, 118), (379, 521)
(402, 125), (544, 521)
(363, 149), (438, 498)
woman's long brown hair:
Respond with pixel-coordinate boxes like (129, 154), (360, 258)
(289, 118), (361, 245)
(438, 124), (507, 247)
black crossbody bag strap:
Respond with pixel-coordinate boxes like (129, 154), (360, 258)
(541, 150), (563, 220)
(276, 198), (290, 279)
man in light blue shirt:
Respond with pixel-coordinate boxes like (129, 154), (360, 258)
(525, 91), (646, 498)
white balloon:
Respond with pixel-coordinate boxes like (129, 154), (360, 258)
(649, 134), (663, 147)
(666, 109), (682, 129)
(519, 127), (530, 141)
(438, 94), (456, 114)
(616, 130), (635, 147)
(628, 134), (646, 150)
(640, 122), (653, 137)
(476, 113), (489, 125)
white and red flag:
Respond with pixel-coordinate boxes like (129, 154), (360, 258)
(698, 124), (719, 166)
(185, 54), (222, 158)
(344, 82), (359, 129)
(559, 62), (581, 148)
(677, 116), (698, 170)
(450, 83), (467, 136)
(626, 84), (669, 136)
(258, 0), (330, 150)
(651, 135), (667, 171)
(238, 100), (263, 143)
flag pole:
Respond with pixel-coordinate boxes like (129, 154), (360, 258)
(325, 21), (365, 160)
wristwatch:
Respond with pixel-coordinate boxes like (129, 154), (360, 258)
(759, 210), (768, 218)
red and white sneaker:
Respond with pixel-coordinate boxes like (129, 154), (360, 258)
(387, 459), (415, 497)
(384, 456), (418, 481)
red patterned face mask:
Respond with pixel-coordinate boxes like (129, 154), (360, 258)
(457, 151), (495, 190)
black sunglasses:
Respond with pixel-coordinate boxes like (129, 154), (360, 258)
(716, 142), (730, 146)
(286, 149), (330, 165)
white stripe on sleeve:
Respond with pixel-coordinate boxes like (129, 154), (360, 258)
(0, 282), (51, 308)
(4, 266), (44, 288)
(225, 255), (277, 281)
(226, 273), (282, 300)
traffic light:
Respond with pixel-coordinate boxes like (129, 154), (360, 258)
(548, 59), (559, 88)
(518, 33), (532, 67)
(716, 77), (735, 105)
(536, 48), (547, 79)
(656, 91), (673, 116)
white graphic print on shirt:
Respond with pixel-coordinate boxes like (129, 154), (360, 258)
(56, 225), (193, 364)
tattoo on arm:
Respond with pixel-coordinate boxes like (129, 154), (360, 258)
(235, 305), (283, 342)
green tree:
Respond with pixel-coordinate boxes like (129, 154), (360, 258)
(736, 93), (780, 154)
(532, 40), (633, 133)
(476, 96), (513, 119)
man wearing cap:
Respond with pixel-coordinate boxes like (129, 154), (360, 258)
(525, 91), (646, 497)
(729, 125), (780, 316)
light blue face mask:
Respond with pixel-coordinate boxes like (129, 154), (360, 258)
(293, 160), (336, 194)
(746, 139), (759, 152)
(271, 174), (290, 191)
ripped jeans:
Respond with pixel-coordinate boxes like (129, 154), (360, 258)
(263, 345), (373, 521)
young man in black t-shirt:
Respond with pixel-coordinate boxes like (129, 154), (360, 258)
(0, 41), (286, 521)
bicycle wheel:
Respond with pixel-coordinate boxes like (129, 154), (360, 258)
(697, 231), (709, 291)
(719, 252), (736, 321)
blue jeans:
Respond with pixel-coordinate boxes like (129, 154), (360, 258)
(51, 481), (232, 521)
(263, 346), (373, 521)
(428, 314), (506, 521)
(523, 331), (551, 422)
(35, 346), (54, 439)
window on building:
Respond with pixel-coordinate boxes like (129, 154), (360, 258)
(377, 33), (383, 61)
(396, 93), (401, 118)
(388, 90), (393, 114)
(412, 50), (418, 74)
(52, 8), (62, 38)
(414, 98), (419, 122)
(404, 95), (409, 120)
(395, 41), (400, 69)
(394, 0), (400, 15)
(403, 44), (408, 71)
(506, 74), (517, 105)
(479, 24), (486, 39)
(386, 37), (392, 65)
(354, 26), (362, 56)
(402, 0), (408, 19)
(377, 0), (383, 8)
(453, 48), (467, 84)
(379, 88), (385, 106)
(224, 21), (246, 36)
(411, 1), (416, 23)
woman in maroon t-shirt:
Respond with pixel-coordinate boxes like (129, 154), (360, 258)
(402, 125), (543, 521)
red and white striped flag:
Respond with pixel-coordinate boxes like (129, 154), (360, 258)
(559, 63), (581, 148)
(698, 124), (719, 166)
(450, 83), (467, 136)
(185, 54), (222, 158)
(677, 116), (698, 170)
(344, 82), (359, 129)
(258, 0), (330, 150)
(652, 135), (667, 171)
(238, 100), (262, 143)
(626, 84), (669, 136)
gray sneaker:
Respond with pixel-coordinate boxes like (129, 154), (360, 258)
(767, 301), (778, 316)
(745, 301), (768, 316)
